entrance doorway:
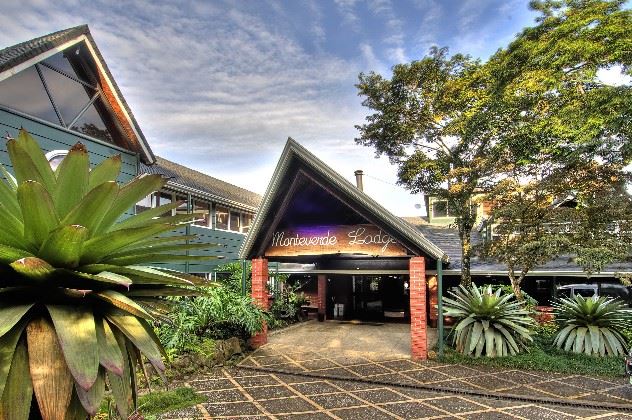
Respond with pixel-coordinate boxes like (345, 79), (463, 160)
(326, 275), (410, 322)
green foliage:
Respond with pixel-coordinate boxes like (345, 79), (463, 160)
(0, 130), (214, 419)
(444, 284), (535, 357)
(269, 282), (309, 326)
(482, 284), (538, 311)
(214, 261), (251, 294)
(98, 387), (205, 417)
(552, 295), (632, 356)
(156, 285), (266, 354)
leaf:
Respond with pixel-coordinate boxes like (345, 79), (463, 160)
(46, 306), (99, 391)
(107, 329), (132, 418)
(0, 163), (17, 190)
(48, 269), (132, 290)
(469, 321), (483, 353)
(106, 242), (219, 259)
(0, 304), (33, 338)
(88, 154), (121, 191)
(0, 338), (33, 420)
(0, 171), (20, 218)
(104, 253), (221, 266)
(38, 225), (88, 268)
(0, 244), (34, 265)
(0, 321), (26, 400)
(60, 181), (118, 236)
(64, 391), (88, 420)
(26, 317), (73, 420)
(10, 257), (54, 281)
(94, 290), (153, 320)
(53, 143), (89, 217)
(17, 181), (60, 250)
(0, 202), (25, 248)
(104, 309), (165, 371)
(75, 368), (105, 415)
(96, 318), (124, 376)
(7, 136), (53, 191)
(112, 201), (185, 232)
(96, 174), (166, 235)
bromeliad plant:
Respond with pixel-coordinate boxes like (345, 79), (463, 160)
(552, 295), (632, 357)
(443, 284), (535, 357)
(0, 130), (218, 419)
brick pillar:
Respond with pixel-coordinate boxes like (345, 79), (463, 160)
(317, 274), (326, 322)
(410, 257), (428, 360)
(427, 275), (438, 328)
(251, 258), (268, 348)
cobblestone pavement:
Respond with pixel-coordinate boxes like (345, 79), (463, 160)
(162, 367), (632, 419)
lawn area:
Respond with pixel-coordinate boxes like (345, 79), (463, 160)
(439, 331), (625, 378)
(98, 387), (205, 419)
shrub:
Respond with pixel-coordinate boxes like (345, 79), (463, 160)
(269, 283), (309, 324)
(483, 283), (538, 312)
(443, 284), (535, 357)
(0, 130), (212, 418)
(552, 295), (632, 357)
(157, 285), (266, 354)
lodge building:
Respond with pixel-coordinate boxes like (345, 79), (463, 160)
(2, 26), (631, 360)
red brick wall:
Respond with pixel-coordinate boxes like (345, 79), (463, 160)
(250, 258), (268, 348)
(317, 275), (326, 319)
(410, 257), (428, 360)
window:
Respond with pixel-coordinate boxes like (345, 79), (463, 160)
(432, 200), (449, 218)
(241, 213), (254, 233)
(229, 211), (241, 232)
(157, 191), (173, 216)
(216, 206), (229, 230)
(175, 195), (188, 215)
(193, 200), (211, 227)
(135, 193), (157, 214)
(0, 46), (122, 144)
(45, 150), (68, 172)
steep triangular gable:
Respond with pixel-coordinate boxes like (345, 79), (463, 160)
(240, 138), (448, 261)
(0, 25), (155, 164)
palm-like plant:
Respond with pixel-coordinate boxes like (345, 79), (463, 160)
(0, 130), (218, 419)
(443, 284), (535, 357)
(553, 295), (631, 357)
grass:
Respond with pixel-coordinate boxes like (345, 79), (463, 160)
(98, 387), (205, 418)
(438, 328), (625, 378)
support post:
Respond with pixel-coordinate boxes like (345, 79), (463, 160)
(241, 259), (247, 296)
(437, 259), (444, 358)
(250, 258), (268, 348)
(317, 274), (326, 322)
(409, 257), (428, 360)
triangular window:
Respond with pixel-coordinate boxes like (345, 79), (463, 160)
(0, 44), (122, 145)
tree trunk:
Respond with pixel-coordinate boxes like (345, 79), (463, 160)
(459, 226), (473, 287)
(508, 269), (523, 301)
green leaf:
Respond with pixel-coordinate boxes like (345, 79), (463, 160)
(80, 224), (178, 264)
(17, 180), (60, 250)
(60, 181), (118, 236)
(75, 368), (105, 416)
(103, 253), (221, 266)
(7, 135), (54, 192)
(26, 317), (74, 420)
(470, 322), (483, 353)
(0, 304), (33, 338)
(53, 143), (89, 217)
(105, 309), (165, 369)
(88, 155), (121, 191)
(96, 174), (165, 235)
(64, 391), (88, 420)
(0, 244), (33, 265)
(94, 290), (153, 320)
(0, 163), (17, 190)
(0, 171), (20, 218)
(107, 242), (219, 259)
(38, 225), (88, 268)
(49, 269), (132, 290)
(0, 321), (26, 400)
(0, 338), (32, 420)
(96, 318), (124, 376)
(126, 286), (199, 297)
(46, 305), (99, 391)
(0, 202), (25, 249)
(112, 201), (185, 232)
(10, 257), (54, 281)
(108, 329), (132, 418)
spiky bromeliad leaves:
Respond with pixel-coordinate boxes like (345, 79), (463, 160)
(553, 295), (632, 357)
(443, 284), (535, 357)
(0, 130), (219, 419)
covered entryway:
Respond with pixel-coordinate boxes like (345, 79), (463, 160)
(239, 139), (448, 360)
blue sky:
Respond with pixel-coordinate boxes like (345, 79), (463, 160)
(1, 0), (538, 215)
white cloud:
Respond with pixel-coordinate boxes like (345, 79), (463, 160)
(597, 65), (632, 87)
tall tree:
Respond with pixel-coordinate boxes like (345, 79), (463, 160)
(355, 48), (507, 286)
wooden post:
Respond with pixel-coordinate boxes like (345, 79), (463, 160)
(317, 274), (326, 322)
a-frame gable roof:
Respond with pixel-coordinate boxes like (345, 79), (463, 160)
(239, 138), (448, 261)
(0, 25), (155, 164)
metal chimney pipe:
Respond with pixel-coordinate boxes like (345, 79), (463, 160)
(354, 170), (364, 191)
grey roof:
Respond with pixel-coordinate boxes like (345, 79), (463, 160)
(140, 157), (261, 210)
(0, 25), (155, 164)
(240, 137), (448, 260)
(416, 225), (632, 276)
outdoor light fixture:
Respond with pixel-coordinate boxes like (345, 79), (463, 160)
(404, 281), (409, 290)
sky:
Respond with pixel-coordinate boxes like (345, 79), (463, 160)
(0, 0), (541, 215)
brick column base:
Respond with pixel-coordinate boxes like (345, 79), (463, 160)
(317, 275), (326, 321)
(410, 257), (428, 360)
(251, 258), (268, 348)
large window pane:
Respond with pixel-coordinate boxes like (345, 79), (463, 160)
(216, 206), (229, 230)
(70, 102), (113, 143)
(432, 201), (448, 218)
(157, 191), (173, 216)
(230, 211), (241, 232)
(193, 200), (211, 227)
(42, 51), (85, 82)
(40, 65), (95, 124)
(175, 195), (188, 215)
(242, 213), (254, 233)
(0, 66), (59, 123)
(135, 193), (157, 214)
